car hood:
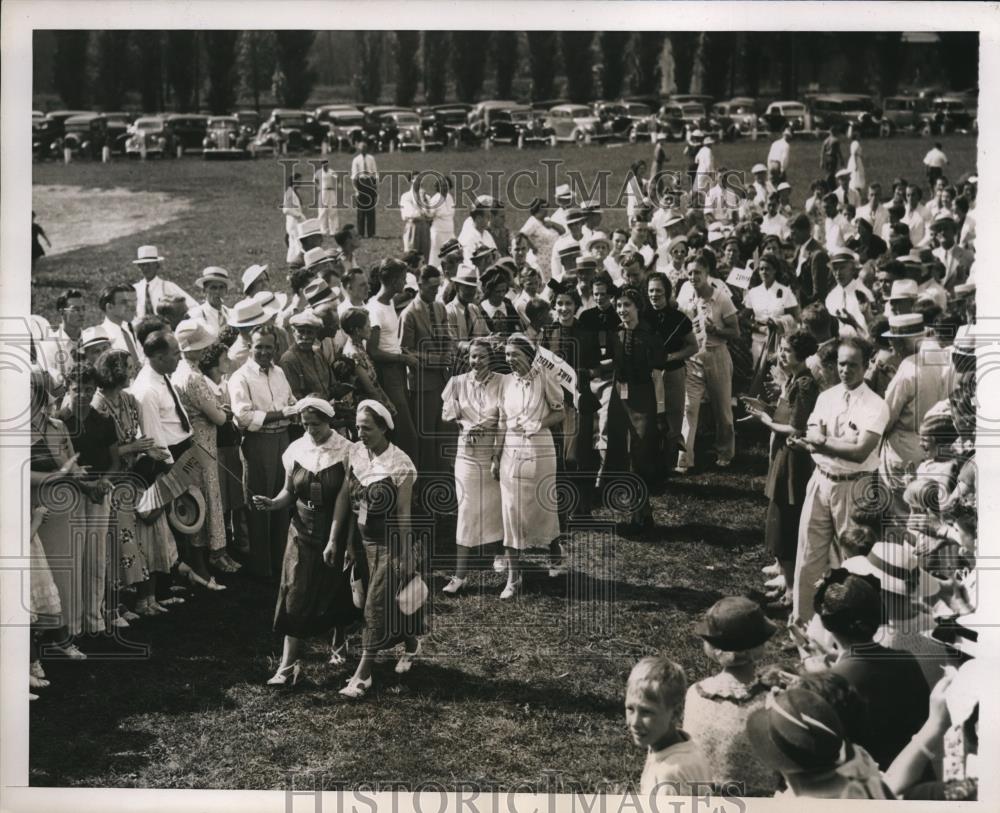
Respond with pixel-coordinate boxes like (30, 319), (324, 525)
(572, 115), (601, 125)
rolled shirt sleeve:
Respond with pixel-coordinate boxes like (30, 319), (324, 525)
(228, 369), (266, 432)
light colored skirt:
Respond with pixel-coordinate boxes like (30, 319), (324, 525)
(499, 428), (561, 550)
(454, 433), (503, 548)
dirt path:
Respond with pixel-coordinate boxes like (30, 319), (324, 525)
(32, 185), (193, 256)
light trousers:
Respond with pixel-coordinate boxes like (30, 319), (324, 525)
(678, 345), (734, 468)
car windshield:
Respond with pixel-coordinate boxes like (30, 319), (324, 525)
(332, 114), (364, 125)
(208, 118), (236, 127)
(393, 114), (420, 125)
(681, 103), (704, 116)
(438, 110), (467, 124)
(277, 116), (307, 127)
(135, 120), (162, 132)
(935, 101), (964, 111)
(662, 106), (683, 118)
(567, 107), (590, 117)
(510, 109), (532, 122)
(627, 103), (650, 116)
(781, 104), (805, 115)
(843, 98), (875, 113)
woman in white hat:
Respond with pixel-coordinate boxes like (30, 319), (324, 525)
(253, 397), (362, 686)
(339, 400), (421, 698)
(172, 320), (240, 577)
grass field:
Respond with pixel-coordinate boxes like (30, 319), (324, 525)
(28, 134), (976, 791)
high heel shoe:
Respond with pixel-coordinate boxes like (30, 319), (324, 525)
(442, 576), (466, 594)
(328, 641), (349, 666)
(267, 661), (302, 687)
(339, 675), (372, 698)
(395, 640), (422, 674)
(178, 561), (227, 591)
(500, 578), (523, 600)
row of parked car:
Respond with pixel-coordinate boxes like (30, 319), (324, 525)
(33, 88), (978, 161)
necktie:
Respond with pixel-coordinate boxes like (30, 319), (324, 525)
(144, 281), (154, 319)
(457, 305), (468, 340)
(121, 324), (140, 366)
(163, 375), (191, 433)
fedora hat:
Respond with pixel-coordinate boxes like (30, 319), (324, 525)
(452, 264), (480, 288)
(174, 319), (215, 352)
(746, 688), (845, 774)
(693, 596), (778, 651)
(438, 238), (463, 259)
(241, 264), (269, 293)
(252, 289), (289, 314)
(564, 207), (588, 225)
(751, 163), (767, 174)
(227, 298), (272, 328)
(168, 486), (206, 535)
(830, 247), (859, 265)
(195, 266), (231, 289)
(80, 325), (111, 351)
(302, 277), (336, 307)
(297, 218), (324, 240)
(882, 312), (924, 338)
(303, 247), (335, 270)
(889, 279), (919, 300)
(470, 243), (496, 263)
(554, 183), (573, 201)
(575, 255), (599, 273)
(132, 245), (164, 264)
(288, 309), (324, 330)
(583, 231), (611, 253)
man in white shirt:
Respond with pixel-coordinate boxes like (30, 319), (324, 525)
(929, 214), (973, 288)
(400, 175), (432, 261)
(39, 288), (87, 389)
(692, 136), (715, 200)
(186, 267), (231, 338)
(855, 182), (889, 238)
(821, 193), (853, 254)
(902, 184), (930, 248)
(129, 329), (192, 464)
(824, 249), (873, 338)
(922, 141), (948, 187)
(99, 283), (144, 366)
(703, 172), (743, 226)
(350, 139), (379, 238)
(550, 208), (588, 281)
(227, 324), (295, 578)
(457, 202), (497, 264)
(550, 184), (575, 229)
(750, 163), (774, 209)
(767, 128), (791, 180)
(314, 158), (339, 236)
(787, 336), (890, 625)
(833, 169), (861, 211)
(131, 245), (197, 323)
(759, 193), (790, 241)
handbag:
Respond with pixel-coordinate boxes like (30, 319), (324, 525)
(347, 561), (366, 609)
(396, 573), (428, 616)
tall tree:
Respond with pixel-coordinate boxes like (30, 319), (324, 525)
(874, 32), (904, 97)
(166, 31), (198, 112)
(702, 32), (736, 98)
(629, 32), (664, 95)
(560, 32), (594, 103)
(93, 31), (130, 110)
(423, 31), (449, 104)
(53, 31), (90, 108)
(451, 31), (490, 103)
(494, 32), (519, 99)
(394, 31), (421, 106)
(599, 32), (630, 99)
(273, 31), (316, 107)
(938, 32), (979, 91)
(354, 32), (384, 104)
(204, 31), (239, 113)
(236, 31), (276, 112)
(669, 32), (699, 94)
(527, 31), (558, 101)
(132, 32), (164, 112)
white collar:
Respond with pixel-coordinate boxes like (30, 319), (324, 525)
(286, 431), (350, 474)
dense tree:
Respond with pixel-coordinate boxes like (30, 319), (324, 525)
(354, 32), (384, 104)
(132, 32), (164, 112)
(527, 32), (558, 101)
(166, 31), (198, 112)
(451, 31), (490, 103)
(53, 31), (90, 108)
(273, 31), (316, 107)
(423, 31), (449, 105)
(93, 31), (130, 110)
(494, 32), (519, 100)
(702, 32), (737, 98)
(560, 32), (594, 103)
(629, 32), (664, 95)
(669, 32), (698, 95)
(938, 32), (979, 91)
(204, 31), (239, 114)
(598, 32), (630, 99)
(394, 31), (421, 106)
(236, 31), (276, 112)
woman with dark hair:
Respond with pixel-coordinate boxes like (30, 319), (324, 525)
(492, 334), (566, 598)
(341, 307), (397, 417)
(518, 198), (564, 283)
(253, 397), (361, 685)
(744, 252), (800, 366)
(745, 331), (819, 609)
(607, 287), (663, 535)
(440, 339), (504, 593)
(479, 266), (524, 339)
(340, 400), (421, 698)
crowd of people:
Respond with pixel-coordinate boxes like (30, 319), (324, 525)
(27, 124), (980, 797)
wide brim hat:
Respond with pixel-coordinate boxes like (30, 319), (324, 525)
(564, 207), (588, 225)
(889, 279), (919, 301)
(227, 298), (272, 328)
(252, 290), (289, 314)
(195, 266), (231, 289)
(174, 319), (216, 352)
(303, 247), (335, 270)
(288, 310), (324, 330)
(751, 163), (767, 174)
(241, 264), (269, 293)
(745, 688), (845, 774)
(168, 486), (206, 535)
(79, 326), (112, 350)
(452, 264), (480, 287)
(584, 231), (611, 252)
(882, 312), (925, 338)
(297, 218), (324, 240)
(133, 244), (164, 264)
(470, 244), (496, 263)
(693, 596), (778, 651)
(302, 278), (336, 307)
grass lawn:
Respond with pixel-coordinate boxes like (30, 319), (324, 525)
(28, 134), (975, 791)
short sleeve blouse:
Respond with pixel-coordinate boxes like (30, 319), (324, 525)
(349, 442), (416, 489)
(282, 430), (352, 477)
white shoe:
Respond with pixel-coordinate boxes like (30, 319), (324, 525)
(121, 609), (140, 622)
(109, 615), (130, 629)
(764, 574), (787, 591)
(492, 555), (506, 573)
(395, 639), (422, 674)
(500, 578), (523, 600)
(29, 674), (50, 690)
(673, 465), (689, 475)
(159, 597), (185, 606)
(29, 692), (39, 701)
(442, 576), (466, 594)
(30, 661), (46, 680)
(53, 643), (86, 660)
(339, 675), (372, 698)
(548, 565), (566, 578)
(761, 562), (781, 577)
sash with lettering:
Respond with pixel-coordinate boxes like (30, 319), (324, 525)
(533, 346), (579, 409)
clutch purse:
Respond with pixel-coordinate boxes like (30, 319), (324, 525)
(347, 561), (366, 609)
(396, 573), (428, 616)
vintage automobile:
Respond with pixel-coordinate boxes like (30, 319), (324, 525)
(545, 103), (612, 143)
(32, 111), (57, 159)
(591, 100), (646, 141)
(671, 93), (714, 109)
(808, 94), (883, 136)
(926, 95), (976, 134)
(202, 115), (253, 159)
(35, 110), (91, 157)
(164, 114), (209, 154)
(428, 104), (477, 146)
(881, 96), (931, 135)
(484, 105), (555, 147)
(711, 97), (759, 138)
(125, 116), (173, 157)
(100, 111), (134, 154)
(315, 103), (361, 122)
(650, 102), (689, 140)
(61, 113), (109, 159)
(468, 100), (521, 138)
(357, 105), (411, 149)
(253, 109), (321, 153)
(762, 100), (808, 133)
(234, 110), (261, 137)
(380, 110), (442, 150)
(322, 108), (366, 151)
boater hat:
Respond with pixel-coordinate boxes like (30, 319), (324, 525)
(252, 289), (289, 314)
(452, 264), (480, 288)
(133, 245), (164, 264)
(195, 267), (231, 289)
(80, 325), (112, 351)
(174, 319), (215, 352)
(168, 486), (206, 535)
(882, 312), (925, 338)
(226, 298), (272, 328)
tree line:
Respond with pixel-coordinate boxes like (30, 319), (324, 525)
(44, 30), (979, 113)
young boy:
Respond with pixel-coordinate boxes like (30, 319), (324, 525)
(626, 656), (711, 796)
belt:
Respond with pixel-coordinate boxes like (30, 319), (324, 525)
(255, 423), (290, 435)
(816, 467), (868, 483)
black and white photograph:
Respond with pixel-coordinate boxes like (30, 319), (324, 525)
(1, 2), (997, 811)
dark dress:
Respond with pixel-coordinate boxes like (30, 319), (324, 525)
(273, 458), (363, 638)
(764, 368), (820, 561)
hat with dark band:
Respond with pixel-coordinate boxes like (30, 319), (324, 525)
(565, 207), (588, 225)
(195, 267), (231, 289)
(882, 312), (925, 338)
(693, 596), (779, 652)
(438, 238), (463, 259)
(746, 689), (846, 774)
